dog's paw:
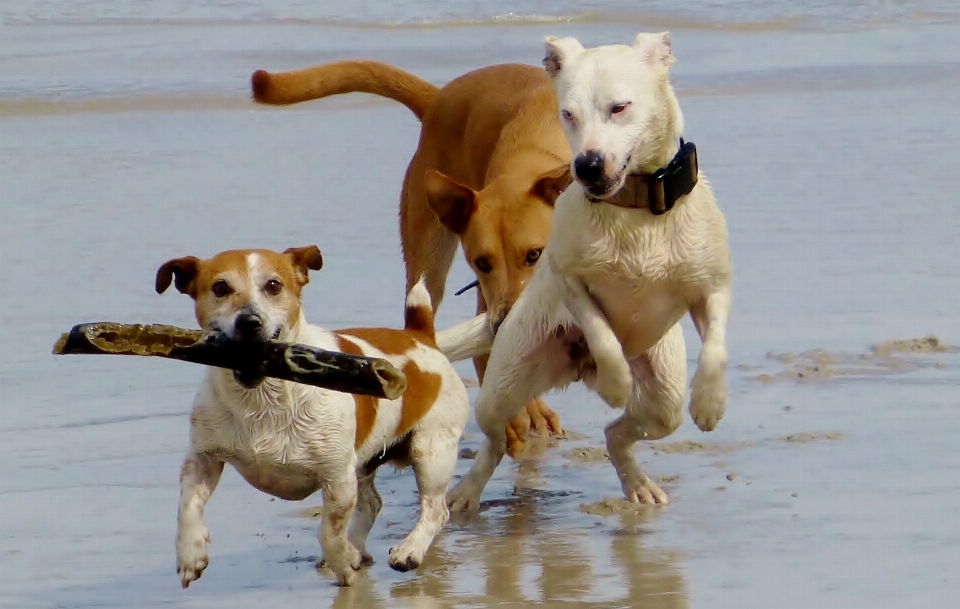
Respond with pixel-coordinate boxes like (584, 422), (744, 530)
(689, 369), (726, 432)
(623, 477), (669, 505)
(318, 551), (371, 570)
(388, 542), (424, 573)
(322, 543), (363, 587)
(446, 479), (482, 513)
(176, 526), (210, 589)
(504, 398), (564, 459)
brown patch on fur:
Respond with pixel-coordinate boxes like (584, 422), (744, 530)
(404, 304), (435, 338)
(338, 328), (420, 355)
(352, 394), (378, 450)
(177, 249), (307, 330)
(397, 361), (442, 437)
(336, 335), (380, 449)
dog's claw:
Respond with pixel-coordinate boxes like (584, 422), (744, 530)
(446, 481), (481, 513)
(690, 373), (726, 432)
(388, 546), (422, 573)
(318, 552), (369, 571)
(319, 543), (364, 586)
(625, 478), (669, 505)
(176, 527), (210, 589)
(505, 397), (564, 458)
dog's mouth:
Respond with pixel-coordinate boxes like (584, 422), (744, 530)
(233, 368), (266, 389)
(226, 325), (279, 389)
(231, 326), (282, 343)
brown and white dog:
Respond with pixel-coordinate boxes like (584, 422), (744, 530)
(251, 61), (572, 457)
(155, 246), (469, 587)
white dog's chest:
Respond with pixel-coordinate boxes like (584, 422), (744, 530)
(229, 456), (321, 501)
(206, 419), (328, 500)
(585, 270), (687, 359)
(191, 384), (353, 501)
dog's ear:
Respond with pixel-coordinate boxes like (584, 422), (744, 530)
(424, 169), (478, 234)
(532, 164), (573, 207)
(283, 245), (323, 285)
(543, 36), (584, 77)
(632, 31), (675, 68)
(156, 256), (201, 296)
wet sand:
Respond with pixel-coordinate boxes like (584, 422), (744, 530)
(3, 1), (960, 607)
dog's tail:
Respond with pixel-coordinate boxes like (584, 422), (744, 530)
(404, 277), (436, 339)
(251, 60), (438, 120)
(436, 313), (494, 363)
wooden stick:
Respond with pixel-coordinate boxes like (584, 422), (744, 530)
(52, 322), (407, 400)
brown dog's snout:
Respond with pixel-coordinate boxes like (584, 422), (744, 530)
(491, 308), (510, 336)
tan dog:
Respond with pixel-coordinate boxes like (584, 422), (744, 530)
(251, 61), (572, 457)
(156, 246), (469, 587)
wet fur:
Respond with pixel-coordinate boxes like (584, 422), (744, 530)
(159, 248), (469, 587)
(251, 60), (571, 457)
(439, 33), (733, 511)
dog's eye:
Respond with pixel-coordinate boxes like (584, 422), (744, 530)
(611, 102), (631, 115)
(525, 248), (543, 266)
(211, 280), (233, 298)
(561, 109), (575, 122)
(474, 257), (493, 274)
(264, 279), (283, 296)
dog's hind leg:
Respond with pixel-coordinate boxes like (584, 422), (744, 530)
(347, 472), (382, 566)
(447, 324), (579, 513)
(688, 287), (731, 431)
(176, 452), (224, 588)
(388, 428), (459, 572)
(318, 472), (362, 586)
(601, 323), (686, 505)
(400, 160), (460, 312)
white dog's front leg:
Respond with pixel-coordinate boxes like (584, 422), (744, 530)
(447, 299), (578, 512)
(688, 288), (731, 431)
(176, 452), (224, 589)
(562, 277), (632, 408)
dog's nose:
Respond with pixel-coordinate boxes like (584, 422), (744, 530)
(574, 151), (605, 184)
(234, 313), (263, 338)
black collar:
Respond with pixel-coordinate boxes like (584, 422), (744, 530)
(589, 139), (699, 215)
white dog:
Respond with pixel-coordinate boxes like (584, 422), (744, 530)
(156, 246), (469, 587)
(438, 32), (732, 510)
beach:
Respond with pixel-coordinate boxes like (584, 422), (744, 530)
(2, 1), (960, 607)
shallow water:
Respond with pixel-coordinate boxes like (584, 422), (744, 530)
(2, 1), (960, 607)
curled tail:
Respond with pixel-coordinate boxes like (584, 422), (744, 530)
(404, 278), (436, 338)
(251, 60), (438, 120)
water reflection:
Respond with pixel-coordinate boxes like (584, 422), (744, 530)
(324, 482), (688, 609)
